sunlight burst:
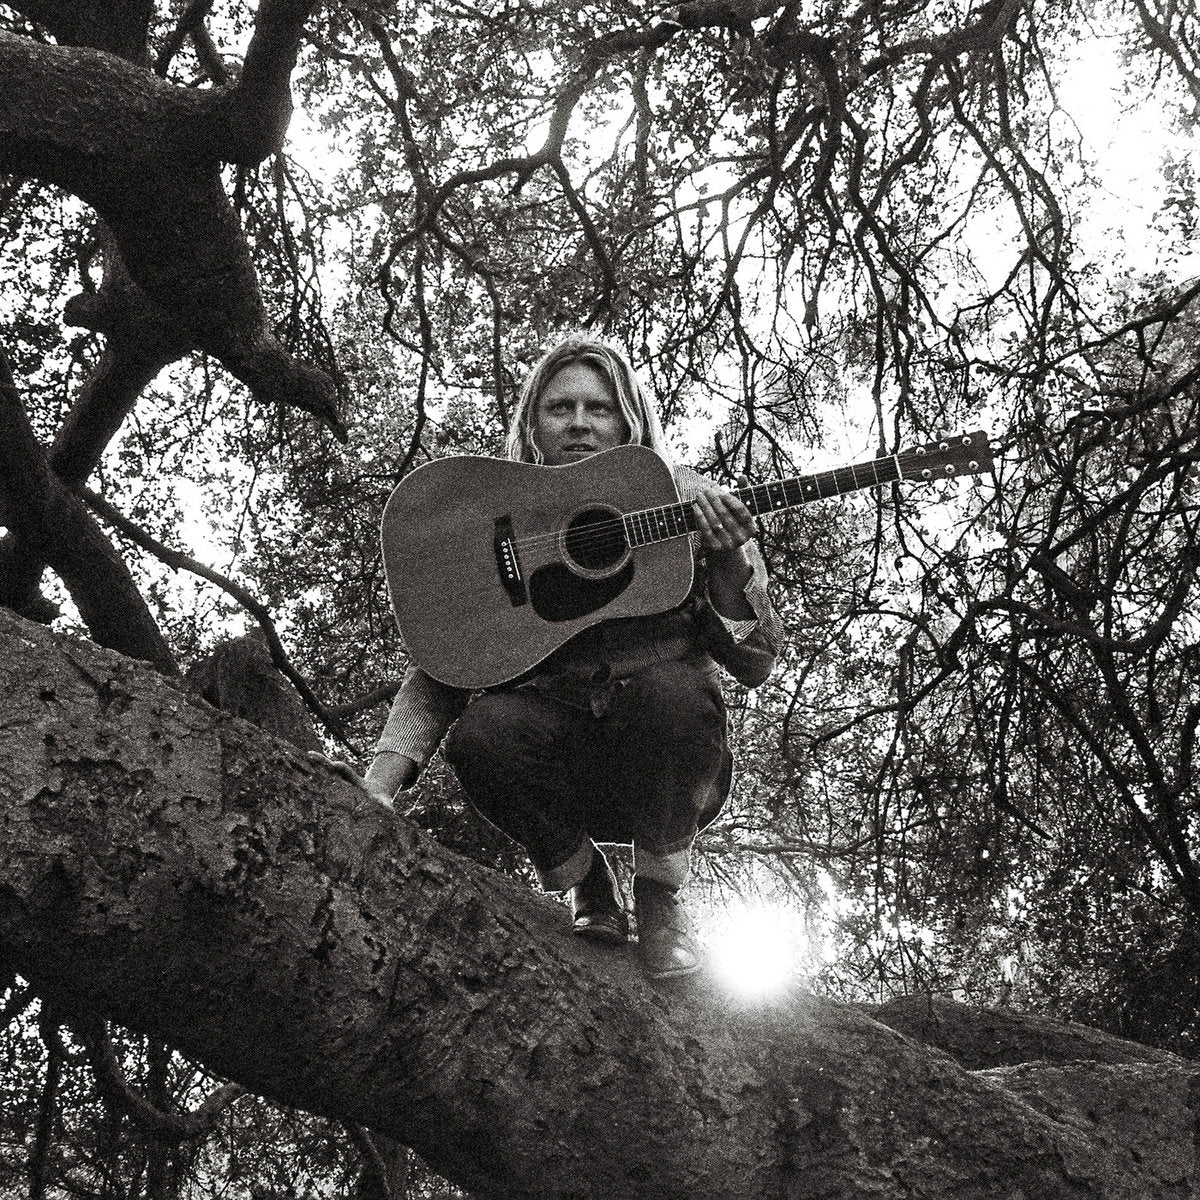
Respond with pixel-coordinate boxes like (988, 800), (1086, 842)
(708, 902), (805, 998)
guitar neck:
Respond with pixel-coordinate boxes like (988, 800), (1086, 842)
(623, 453), (905, 547)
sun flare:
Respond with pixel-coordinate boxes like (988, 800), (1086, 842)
(707, 902), (807, 998)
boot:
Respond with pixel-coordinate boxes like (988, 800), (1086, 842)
(633, 877), (701, 979)
(569, 850), (629, 944)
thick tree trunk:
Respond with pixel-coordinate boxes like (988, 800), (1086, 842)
(0, 610), (1195, 1199)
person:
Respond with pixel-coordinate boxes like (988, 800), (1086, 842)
(363, 333), (781, 978)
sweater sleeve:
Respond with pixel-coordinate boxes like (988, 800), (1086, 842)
(701, 538), (782, 688)
(673, 465), (783, 688)
(374, 664), (470, 775)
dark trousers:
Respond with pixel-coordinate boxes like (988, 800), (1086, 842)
(444, 659), (730, 890)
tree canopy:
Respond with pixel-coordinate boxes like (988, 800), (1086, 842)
(3, 0), (1200, 1196)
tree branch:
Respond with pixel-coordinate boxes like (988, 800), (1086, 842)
(77, 1018), (246, 1143)
(0, 345), (177, 673)
(217, 0), (319, 164)
(57, 234), (195, 486)
(12, 0), (154, 61)
(0, 24), (346, 440)
(2, 608), (1198, 1200)
(154, 0), (219, 78)
(28, 1013), (63, 1200)
(76, 483), (352, 744)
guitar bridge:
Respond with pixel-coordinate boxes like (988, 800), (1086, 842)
(493, 515), (526, 607)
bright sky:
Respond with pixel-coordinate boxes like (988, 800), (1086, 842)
(1053, 32), (1199, 291)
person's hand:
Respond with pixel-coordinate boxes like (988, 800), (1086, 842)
(307, 751), (417, 808)
(693, 481), (757, 619)
(692, 483), (757, 558)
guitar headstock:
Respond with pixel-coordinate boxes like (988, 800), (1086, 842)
(897, 430), (995, 482)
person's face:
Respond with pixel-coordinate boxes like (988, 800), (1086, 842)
(532, 361), (631, 466)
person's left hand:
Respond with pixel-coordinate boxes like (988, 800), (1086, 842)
(692, 484), (757, 557)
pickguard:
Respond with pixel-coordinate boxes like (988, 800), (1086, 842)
(529, 561), (635, 622)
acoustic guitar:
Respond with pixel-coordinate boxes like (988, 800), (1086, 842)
(381, 431), (994, 689)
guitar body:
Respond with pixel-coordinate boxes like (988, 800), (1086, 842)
(381, 445), (695, 690)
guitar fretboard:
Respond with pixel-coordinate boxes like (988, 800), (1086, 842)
(622, 454), (903, 547)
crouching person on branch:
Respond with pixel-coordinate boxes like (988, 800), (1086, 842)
(365, 333), (782, 979)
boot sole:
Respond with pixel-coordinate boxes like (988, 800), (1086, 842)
(572, 919), (629, 945)
(642, 959), (703, 980)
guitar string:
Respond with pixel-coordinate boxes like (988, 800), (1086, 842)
(500, 467), (871, 554)
(401, 475), (923, 608)
(497, 453), (947, 557)
(500, 486), (860, 557)
(401, 451), (985, 608)
(398, 446), (988, 624)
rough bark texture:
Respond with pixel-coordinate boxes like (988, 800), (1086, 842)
(0, 609), (1196, 1200)
(868, 995), (1180, 1070)
(0, 8), (343, 436)
(184, 629), (322, 752)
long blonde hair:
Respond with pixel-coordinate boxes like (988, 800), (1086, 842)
(505, 333), (671, 465)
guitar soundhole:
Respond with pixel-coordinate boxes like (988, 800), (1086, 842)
(563, 506), (629, 575)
